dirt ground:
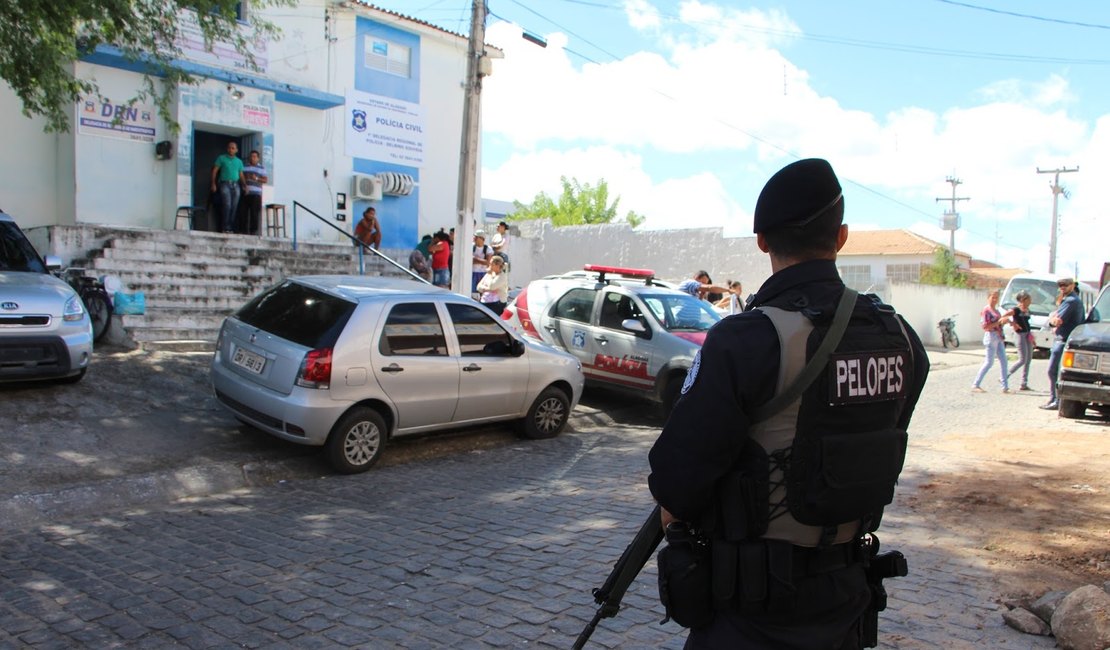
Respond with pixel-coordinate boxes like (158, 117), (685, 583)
(903, 422), (1110, 600)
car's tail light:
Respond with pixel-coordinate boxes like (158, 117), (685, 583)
(514, 288), (541, 338)
(296, 347), (332, 389)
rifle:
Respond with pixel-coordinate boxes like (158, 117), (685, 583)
(573, 505), (664, 650)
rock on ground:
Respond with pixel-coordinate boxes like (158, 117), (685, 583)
(1002, 607), (1051, 636)
(1051, 584), (1110, 650)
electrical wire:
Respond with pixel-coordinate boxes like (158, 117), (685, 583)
(929, 0), (1110, 31)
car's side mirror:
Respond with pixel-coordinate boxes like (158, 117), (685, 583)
(511, 338), (526, 356)
(621, 318), (649, 338)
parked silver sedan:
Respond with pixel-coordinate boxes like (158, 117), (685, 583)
(210, 276), (584, 473)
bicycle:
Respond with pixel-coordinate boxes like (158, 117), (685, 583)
(937, 314), (959, 349)
(57, 267), (112, 342)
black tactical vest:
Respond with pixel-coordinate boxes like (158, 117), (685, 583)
(716, 293), (914, 548)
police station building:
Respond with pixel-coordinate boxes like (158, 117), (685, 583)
(0, 3), (493, 256)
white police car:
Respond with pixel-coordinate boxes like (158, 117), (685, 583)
(502, 265), (720, 412)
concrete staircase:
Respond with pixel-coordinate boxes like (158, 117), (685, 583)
(64, 227), (408, 348)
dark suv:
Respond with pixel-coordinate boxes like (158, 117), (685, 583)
(1057, 283), (1110, 419)
(0, 211), (93, 383)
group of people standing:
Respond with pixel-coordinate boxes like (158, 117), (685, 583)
(210, 140), (267, 235)
(971, 277), (1085, 409)
(401, 221), (512, 314)
(678, 270), (747, 315)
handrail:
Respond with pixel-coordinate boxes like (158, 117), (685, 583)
(291, 200), (429, 283)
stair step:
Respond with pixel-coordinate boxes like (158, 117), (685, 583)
(49, 225), (414, 346)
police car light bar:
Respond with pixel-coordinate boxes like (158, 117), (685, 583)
(583, 264), (657, 285)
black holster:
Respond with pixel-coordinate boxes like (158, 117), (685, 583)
(656, 522), (714, 629)
(860, 536), (908, 647)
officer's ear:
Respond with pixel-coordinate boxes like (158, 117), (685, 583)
(834, 224), (849, 252)
(756, 232), (770, 253)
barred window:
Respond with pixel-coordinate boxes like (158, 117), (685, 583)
(887, 263), (922, 283)
(839, 264), (872, 290)
(365, 38), (411, 78)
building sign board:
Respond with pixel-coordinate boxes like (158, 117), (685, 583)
(344, 89), (425, 167)
(78, 97), (156, 143)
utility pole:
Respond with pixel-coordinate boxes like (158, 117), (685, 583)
(1036, 166), (1078, 274)
(453, 0), (488, 295)
(935, 176), (969, 256)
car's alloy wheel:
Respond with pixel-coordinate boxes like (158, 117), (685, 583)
(326, 407), (387, 473)
(520, 387), (569, 439)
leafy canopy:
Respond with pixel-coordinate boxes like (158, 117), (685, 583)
(510, 177), (644, 228)
(920, 248), (968, 287)
(0, 0), (289, 133)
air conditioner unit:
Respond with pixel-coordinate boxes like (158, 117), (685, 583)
(379, 171), (416, 196)
(352, 173), (382, 201)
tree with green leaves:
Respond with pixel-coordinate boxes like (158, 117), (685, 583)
(0, 0), (288, 133)
(510, 177), (644, 228)
(920, 247), (968, 287)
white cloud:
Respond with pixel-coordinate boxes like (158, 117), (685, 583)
(623, 0), (661, 31)
(480, 3), (1106, 279)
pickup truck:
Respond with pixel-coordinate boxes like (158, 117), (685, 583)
(1057, 283), (1110, 418)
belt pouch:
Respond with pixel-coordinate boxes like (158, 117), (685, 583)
(711, 540), (737, 601)
(737, 541), (767, 605)
(656, 540), (714, 629)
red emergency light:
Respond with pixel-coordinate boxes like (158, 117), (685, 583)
(583, 264), (657, 284)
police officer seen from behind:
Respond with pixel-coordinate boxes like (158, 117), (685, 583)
(648, 158), (929, 649)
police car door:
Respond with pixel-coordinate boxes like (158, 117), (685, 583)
(547, 287), (600, 373)
(586, 289), (654, 391)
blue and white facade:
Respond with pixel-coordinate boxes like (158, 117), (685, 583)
(0, 3), (486, 257)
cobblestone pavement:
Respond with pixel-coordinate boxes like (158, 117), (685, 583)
(0, 350), (1076, 648)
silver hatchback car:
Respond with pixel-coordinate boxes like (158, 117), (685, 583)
(0, 211), (93, 383)
(211, 276), (584, 473)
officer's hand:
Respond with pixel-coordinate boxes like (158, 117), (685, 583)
(660, 507), (678, 529)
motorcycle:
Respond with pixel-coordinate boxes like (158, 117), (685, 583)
(937, 314), (959, 349)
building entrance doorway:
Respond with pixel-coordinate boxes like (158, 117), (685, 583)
(192, 128), (260, 232)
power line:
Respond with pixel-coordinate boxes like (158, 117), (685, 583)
(929, 0), (1110, 31)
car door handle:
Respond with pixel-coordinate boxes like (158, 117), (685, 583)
(381, 364), (404, 373)
(463, 364), (482, 372)
(594, 336), (609, 345)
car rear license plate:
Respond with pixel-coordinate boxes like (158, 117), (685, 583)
(232, 347), (266, 374)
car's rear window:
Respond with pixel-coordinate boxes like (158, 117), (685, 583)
(0, 220), (47, 273)
(234, 280), (355, 348)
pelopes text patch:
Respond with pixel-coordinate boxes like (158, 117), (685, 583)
(828, 350), (909, 404)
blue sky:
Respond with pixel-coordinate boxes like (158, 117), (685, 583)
(381, 1), (1110, 281)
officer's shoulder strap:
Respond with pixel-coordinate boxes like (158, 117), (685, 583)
(749, 288), (858, 423)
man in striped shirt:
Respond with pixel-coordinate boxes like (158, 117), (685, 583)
(241, 150), (267, 235)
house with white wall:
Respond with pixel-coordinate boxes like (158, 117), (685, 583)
(0, 2), (492, 260)
(835, 229), (972, 295)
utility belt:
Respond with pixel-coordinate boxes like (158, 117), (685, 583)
(658, 527), (906, 646)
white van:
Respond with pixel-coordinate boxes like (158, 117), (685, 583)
(1000, 273), (1098, 351)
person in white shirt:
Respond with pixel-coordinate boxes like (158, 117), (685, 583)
(477, 256), (509, 315)
(491, 221), (511, 267)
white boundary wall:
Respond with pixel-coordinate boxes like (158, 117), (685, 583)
(505, 220), (988, 348)
(888, 281), (991, 348)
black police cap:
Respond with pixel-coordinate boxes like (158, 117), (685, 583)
(753, 158), (843, 233)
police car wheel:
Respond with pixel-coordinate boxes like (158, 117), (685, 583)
(325, 407), (387, 474)
(661, 375), (682, 418)
(519, 387), (569, 440)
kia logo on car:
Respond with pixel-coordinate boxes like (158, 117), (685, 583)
(1, 302), (17, 310)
